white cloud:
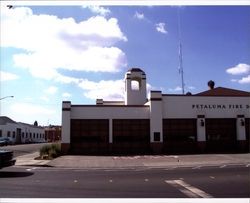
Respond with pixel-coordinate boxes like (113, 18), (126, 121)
(78, 78), (153, 101)
(187, 86), (196, 90)
(82, 5), (111, 16)
(62, 92), (71, 98)
(168, 86), (195, 92)
(40, 96), (50, 102)
(226, 63), (250, 75)
(78, 79), (125, 100)
(45, 86), (58, 95)
(0, 71), (19, 81)
(230, 79), (238, 83)
(134, 11), (145, 20)
(1, 6), (127, 82)
(238, 75), (250, 84)
(155, 22), (167, 34)
(168, 86), (182, 92)
(5, 102), (58, 126)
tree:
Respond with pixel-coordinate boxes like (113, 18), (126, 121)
(34, 121), (38, 126)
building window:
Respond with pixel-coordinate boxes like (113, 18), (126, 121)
(33, 133), (35, 138)
(7, 131), (10, 137)
(12, 131), (15, 138)
(26, 132), (28, 138)
(22, 132), (25, 138)
(0, 130), (2, 137)
(154, 132), (161, 142)
(37, 133), (39, 138)
(30, 133), (32, 138)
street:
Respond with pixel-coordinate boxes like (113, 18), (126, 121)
(0, 165), (249, 198)
(0, 143), (50, 157)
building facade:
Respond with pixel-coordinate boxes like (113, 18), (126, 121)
(45, 125), (61, 142)
(61, 68), (250, 155)
(0, 116), (46, 144)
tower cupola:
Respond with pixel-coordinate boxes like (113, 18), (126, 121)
(125, 68), (147, 105)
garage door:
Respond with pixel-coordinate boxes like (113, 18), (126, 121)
(205, 119), (237, 153)
(70, 119), (109, 154)
(112, 119), (150, 154)
(246, 118), (250, 152)
(163, 119), (197, 154)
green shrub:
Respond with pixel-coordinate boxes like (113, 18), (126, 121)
(40, 144), (61, 159)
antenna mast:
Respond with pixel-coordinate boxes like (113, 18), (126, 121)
(178, 8), (185, 94)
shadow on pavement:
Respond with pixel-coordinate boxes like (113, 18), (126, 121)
(0, 171), (34, 178)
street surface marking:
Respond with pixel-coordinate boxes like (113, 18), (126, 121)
(144, 179), (149, 182)
(26, 167), (37, 171)
(246, 164), (250, 167)
(74, 180), (78, 183)
(164, 166), (177, 170)
(220, 165), (227, 168)
(165, 180), (213, 198)
(164, 167), (177, 170)
(192, 166), (201, 169)
(135, 168), (147, 171)
(209, 176), (215, 179)
(109, 179), (113, 183)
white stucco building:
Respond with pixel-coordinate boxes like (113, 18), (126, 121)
(61, 68), (250, 154)
(0, 116), (46, 144)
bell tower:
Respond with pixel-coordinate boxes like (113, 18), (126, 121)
(125, 68), (147, 105)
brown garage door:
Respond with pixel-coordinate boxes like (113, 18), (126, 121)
(246, 118), (250, 152)
(113, 119), (150, 154)
(206, 118), (237, 153)
(163, 119), (197, 154)
(70, 119), (109, 154)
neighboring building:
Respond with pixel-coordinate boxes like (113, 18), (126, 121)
(45, 125), (61, 142)
(0, 116), (45, 144)
(61, 68), (250, 155)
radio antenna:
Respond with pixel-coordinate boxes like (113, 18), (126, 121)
(178, 8), (185, 95)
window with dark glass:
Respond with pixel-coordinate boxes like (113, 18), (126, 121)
(154, 132), (160, 142)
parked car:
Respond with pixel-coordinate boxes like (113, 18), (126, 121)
(0, 137), (8, 146)
(24, 138), (33, 144)
(0, 137), (14, 146)
(0, 149), (16, 169)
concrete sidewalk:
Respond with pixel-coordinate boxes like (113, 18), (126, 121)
(48, 153), (250, 169)
(15, 152), (51, 167)
(14, 152), (250, 169)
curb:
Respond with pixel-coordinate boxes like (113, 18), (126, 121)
(46, 161), (250, 170)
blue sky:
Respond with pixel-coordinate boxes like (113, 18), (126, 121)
(1, 4), (250, 125)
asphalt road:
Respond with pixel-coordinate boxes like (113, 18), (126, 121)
(0, 143), (50, 157)
(0, 165), (249, 198)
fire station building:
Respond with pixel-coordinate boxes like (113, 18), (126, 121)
(61, 68), (250, 155)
